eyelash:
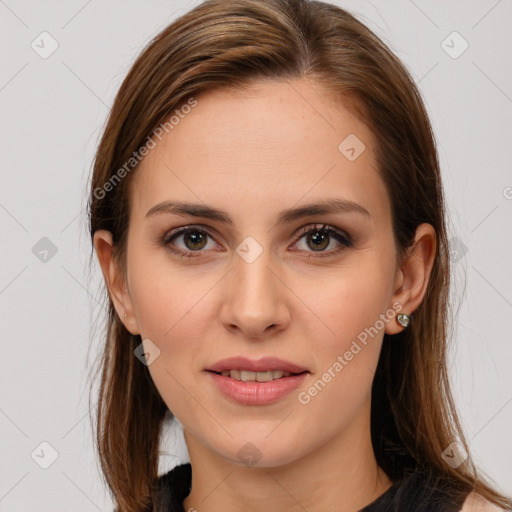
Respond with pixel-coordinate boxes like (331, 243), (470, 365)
(159, 224), (353, 259)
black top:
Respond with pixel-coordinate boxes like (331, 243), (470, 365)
(156, 463), (471, 512)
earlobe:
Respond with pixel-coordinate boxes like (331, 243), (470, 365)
(385, 223), (437, 335)
(93, 230), (140, 335)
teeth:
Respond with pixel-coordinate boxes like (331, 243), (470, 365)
(220, 370), (293, 381)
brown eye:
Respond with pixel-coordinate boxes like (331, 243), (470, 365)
(293, 224), (352, 258)
(305, 230), (330, 251)
(162, 226), (217, 257)
(182, 230), (208, 251)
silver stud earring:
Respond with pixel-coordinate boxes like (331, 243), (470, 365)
(397, 313), (410, 328)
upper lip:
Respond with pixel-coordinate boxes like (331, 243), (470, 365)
(206, 356), (308, 374)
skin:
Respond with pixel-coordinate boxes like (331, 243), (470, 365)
(94, 77), (436, 512)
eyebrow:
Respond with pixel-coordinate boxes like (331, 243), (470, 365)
(145, 199), (371, 225)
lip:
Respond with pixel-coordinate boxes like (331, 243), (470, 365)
(206, 371), (309, 405)
(205, 356), (308, 374)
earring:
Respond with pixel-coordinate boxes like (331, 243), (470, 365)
(396, 313), (410, 328)
(124, 312), (127, 318)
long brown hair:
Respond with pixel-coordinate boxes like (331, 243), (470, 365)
(86, 1), (512, 510)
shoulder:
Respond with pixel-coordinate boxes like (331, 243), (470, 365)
(460, 491), (506, 512)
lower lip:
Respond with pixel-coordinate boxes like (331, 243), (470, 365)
(206, 371), (308, 405)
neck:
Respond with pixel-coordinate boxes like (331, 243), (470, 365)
(181, 398), (393, 512)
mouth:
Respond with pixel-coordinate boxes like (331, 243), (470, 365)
(205, 366), (310, 405)
(205, 356), (309, 376)
(208, 369), (308, 382)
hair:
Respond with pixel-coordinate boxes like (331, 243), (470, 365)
(85, 0), (512, 511)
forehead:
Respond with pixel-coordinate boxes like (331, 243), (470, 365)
(130, 78), (389, 224)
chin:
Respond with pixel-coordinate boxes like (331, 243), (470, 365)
(214, 436), (305, 469)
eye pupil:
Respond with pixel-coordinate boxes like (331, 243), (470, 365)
(307, 230), (329, 251)
(185, 231), (207, 250)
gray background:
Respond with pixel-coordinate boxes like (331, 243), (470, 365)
(1, 0), (511, 510)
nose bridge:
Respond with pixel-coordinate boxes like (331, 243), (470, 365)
(235, 250), (274, 302)
(221, 241), (288, 337)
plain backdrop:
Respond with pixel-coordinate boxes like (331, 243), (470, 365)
(0, 0), (511, 510)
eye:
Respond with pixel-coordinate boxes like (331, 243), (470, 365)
(292, 224), (352, 258)
(161, 226), (220, 257)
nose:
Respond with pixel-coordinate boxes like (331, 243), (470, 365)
(220, 248), (290, 339)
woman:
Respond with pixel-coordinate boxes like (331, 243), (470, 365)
(87, 0), (512, 511)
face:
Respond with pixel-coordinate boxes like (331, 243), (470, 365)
(96, 77), (423, 469)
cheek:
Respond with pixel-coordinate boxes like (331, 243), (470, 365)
(304, 261), (392, 357)
(127, 250), (218, 377)
(129, 264), (211, 419)
(128, 245), (212, 338)
(294, 274), (388, 429)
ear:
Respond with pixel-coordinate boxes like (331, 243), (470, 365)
(93, 230), (140, 335)
(385, 223), (437, 335)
